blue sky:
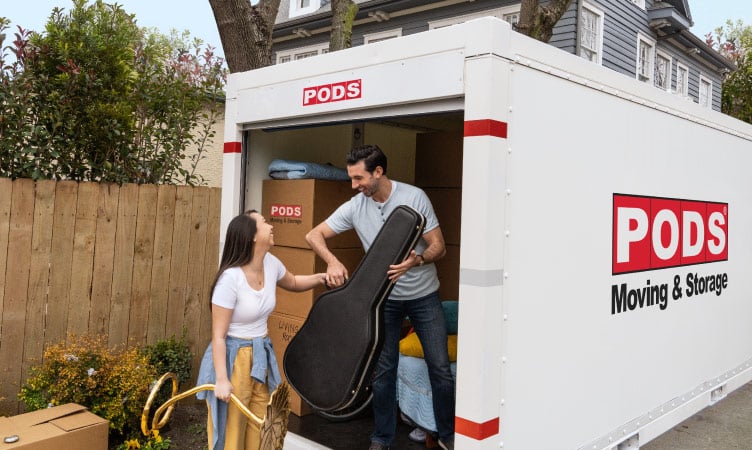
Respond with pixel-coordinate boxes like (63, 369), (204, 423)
(3, 1), (224, 56)
(2, 0), (750, 59)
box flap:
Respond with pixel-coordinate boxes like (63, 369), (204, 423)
(51, 411), (108, 432)
(7, 404), (87, 428)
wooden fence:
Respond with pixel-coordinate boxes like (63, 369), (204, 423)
(0, 178), (221, 414)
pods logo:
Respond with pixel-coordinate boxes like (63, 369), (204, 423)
(612, 194), (727, 274)
(270, 204), (302, 218)
(303, 79), (362, 106)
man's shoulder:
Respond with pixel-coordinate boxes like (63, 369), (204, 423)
(393, 180), (425, 196)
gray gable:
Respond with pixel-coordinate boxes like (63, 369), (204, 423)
(659, 0), (693, 24)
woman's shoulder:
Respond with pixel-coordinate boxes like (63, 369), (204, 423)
(264, 252), (285, 269)
(218, 266), (244, 282)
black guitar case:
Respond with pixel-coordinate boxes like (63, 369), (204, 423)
(283, 205), (426, 412)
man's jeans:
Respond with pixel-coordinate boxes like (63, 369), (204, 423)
(370, 291), (455, 446)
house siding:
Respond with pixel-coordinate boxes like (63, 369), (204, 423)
(273, 0), (728, 110)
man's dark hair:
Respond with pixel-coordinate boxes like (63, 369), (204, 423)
(347, 144), (387, 175)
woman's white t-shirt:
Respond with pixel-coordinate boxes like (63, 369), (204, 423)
(211, 253), (286, 338)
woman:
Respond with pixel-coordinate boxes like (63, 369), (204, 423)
(196, 210), (326, 450)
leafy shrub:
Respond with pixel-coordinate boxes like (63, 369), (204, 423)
(141, 331), (194, 421)
(18, 335), (157, 437)
(142, 330), (193, 387)
(0, 0), (226, 185)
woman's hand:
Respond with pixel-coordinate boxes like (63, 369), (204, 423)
(214, 378), (233, 402)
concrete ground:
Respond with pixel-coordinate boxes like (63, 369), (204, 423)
(642, 381), (752, 450)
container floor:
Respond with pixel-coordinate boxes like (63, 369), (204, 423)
(288, 407), (428, 450)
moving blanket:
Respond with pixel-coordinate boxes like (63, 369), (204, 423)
(268, 159), (350, 181)
(397, 354), (457, 433)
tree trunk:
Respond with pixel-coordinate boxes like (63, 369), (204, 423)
(517, 0), (574, 43)
(330, 0), (359, 51)
(209, 0), (281, 72)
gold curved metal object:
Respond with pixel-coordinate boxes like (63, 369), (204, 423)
(141, 372), (290, 450)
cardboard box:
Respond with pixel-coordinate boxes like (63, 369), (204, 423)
(262, 179), (361, 249)
(424, 188), (462, 246)
(415, 131), (463, 188)
(271, 246), (364, 318)
(436, 244), (459, 300)
(267, 312), (312, 416)
(0, 403), (108, 450)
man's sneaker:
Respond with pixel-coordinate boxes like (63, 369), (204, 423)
(408, 427), (427, 443)
(438, 438), (454, 450)
(368, 441), (389, 450)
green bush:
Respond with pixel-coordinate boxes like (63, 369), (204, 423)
(0, 0), (226, 184)
(141, 330), (193, 387)
(18, 335), (157, 437)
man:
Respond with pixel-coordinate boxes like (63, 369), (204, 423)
(306, 144), (455, 450)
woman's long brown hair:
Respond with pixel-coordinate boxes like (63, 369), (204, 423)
(208, 210), (257, 306)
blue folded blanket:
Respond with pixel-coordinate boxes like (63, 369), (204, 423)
(268, 159), (350, 181)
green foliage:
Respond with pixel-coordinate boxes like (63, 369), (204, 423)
(140, 330), (194, 423)
(0, 0), (226, 184)
(18, 335), (158, 437)
(118, 430), (172, 450)
(707, 20), (752, 124)
(141, 330), (193, 387)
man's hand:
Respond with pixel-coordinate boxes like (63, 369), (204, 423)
(387, 250), (421, 283)
(325, 260), (350, 287)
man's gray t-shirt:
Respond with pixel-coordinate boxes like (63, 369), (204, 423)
(325, 180), (440, 301)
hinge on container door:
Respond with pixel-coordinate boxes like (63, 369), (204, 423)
(615, 433), (639, 450)
(710, 384), (727, 404)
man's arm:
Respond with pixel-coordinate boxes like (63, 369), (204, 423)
(387, 226), (446, 282)
(305, 222), (350, 287)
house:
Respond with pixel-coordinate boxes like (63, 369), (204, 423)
(271, 0), (736, 111)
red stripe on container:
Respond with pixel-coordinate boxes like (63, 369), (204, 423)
(464, 119), (508, 138)
(455, 416), (500, 440)
(224, 142), (241, 153)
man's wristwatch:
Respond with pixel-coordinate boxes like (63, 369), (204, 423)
(416, 254), (425, 266)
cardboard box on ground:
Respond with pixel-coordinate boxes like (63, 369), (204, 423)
(0, 403), (108, 450)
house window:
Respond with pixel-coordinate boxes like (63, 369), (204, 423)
(699, 75), (712, 108)
(363, 28), (402, 44)
(675, 63), (689, 97)
(630, 0), (646, 9)
(429, 6), (519, 30)
(289, 0), (320, 18)
(654, 51), (671, 91)
(637, 34), (655, 83)
(503, 12), (519, 28)
(579, 2), (604, 64)
(275, 42), (329, 64)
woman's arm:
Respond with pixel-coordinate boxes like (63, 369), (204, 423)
(211, 305), (234, 402)
(277, 270), (327, 292)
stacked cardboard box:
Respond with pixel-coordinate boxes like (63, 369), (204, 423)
(416, 131), (463, 300)
(262, 179), (364, 415)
